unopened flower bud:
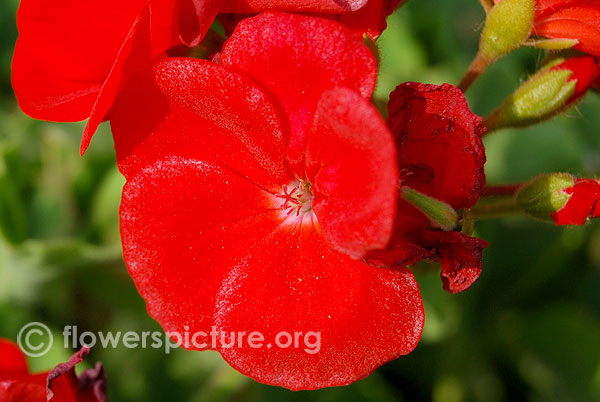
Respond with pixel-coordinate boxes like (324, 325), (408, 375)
(401, 187), (458, 231)
(479, 0), (535, 63)
(485, 57), (600, 130)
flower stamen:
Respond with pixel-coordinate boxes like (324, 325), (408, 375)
(277, 180), (313, 217)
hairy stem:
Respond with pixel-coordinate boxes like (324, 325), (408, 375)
(458, 52), (490, 92)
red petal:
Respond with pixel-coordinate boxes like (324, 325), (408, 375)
(178, 0), (226, 46)
(363, 204), (434, 267)
(83, 0), (221, 154)
(0, 381), (45, 402)
(220, 12), (377, 172)
(419, 231), (488, 294)
(0, 339), (28, 377)
(333, 0), (405, 39)
(388, 82), (486, 209)
(47, 347), (107, 402)
(221, 0), (368, 13)
(110, 58), (288, 187)
(80, 4), (154, 155)
(12, 0), (146, 122)
(551, 178), (600, 225)
(214, 218), (423, 390)
(306, 88), (398, 258)
(120, 157), (289, 343)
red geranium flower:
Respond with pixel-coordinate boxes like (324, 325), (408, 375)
(0, 339), (106, 401)
(110, 12), (425, 390)
(365, 83), (488, 294)
(534, 0), (600, 56)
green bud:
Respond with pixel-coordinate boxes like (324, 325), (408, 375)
(485, 59), (577, 130)
(515, 173), (575, 220)
(401, 187), (458, 231)
(480, 0), (535, 63)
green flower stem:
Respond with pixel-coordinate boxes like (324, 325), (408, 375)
(482, 184), (522, 197)
(461, 208), (475, 235)
(471, 196), (522, 220)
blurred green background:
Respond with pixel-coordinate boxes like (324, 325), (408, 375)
(2, 0), (600, 401)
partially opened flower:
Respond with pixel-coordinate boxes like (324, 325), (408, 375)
(0, 339), (106, 401)
(111, 12), (424, 390)
(516, 173), (600, 225)
(534, 0), (600, 56)
(365, 83), (488, 294)
(485, 0), (600, 56)
(462, 0), (600, 90)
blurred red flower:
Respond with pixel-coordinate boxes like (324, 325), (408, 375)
(111, 12), (425, 390)
(365, 83), (488, 294)
(0, 339), (106, 402)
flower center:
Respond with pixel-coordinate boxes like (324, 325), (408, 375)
(277, 180), (314, 216)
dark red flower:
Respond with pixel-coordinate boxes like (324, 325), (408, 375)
(111, 12), (424, 390)
(551, 178), (600, 225)
(534, 0), (600, 56)
(365, 83), (488, 294)
(0, 339), (106, 402)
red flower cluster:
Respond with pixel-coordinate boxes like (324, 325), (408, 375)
(106, 10), (489, 388)
(11, 0), (490, 392)
(0, 339), (106, 402)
